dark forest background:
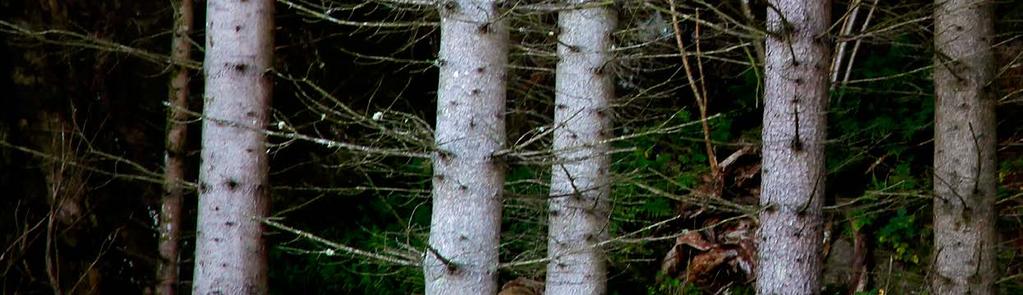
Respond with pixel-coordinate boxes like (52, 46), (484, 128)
(2, 0), (1023, 294)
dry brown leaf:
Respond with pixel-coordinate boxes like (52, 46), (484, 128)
(685, 247), (738, 283)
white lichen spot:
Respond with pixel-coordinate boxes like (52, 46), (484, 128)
(372, 111), (384, 121)
(148, 206), (159, 228)
(548, 31), (555, 36)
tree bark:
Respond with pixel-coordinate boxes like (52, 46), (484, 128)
(931, 0), (997, 294)
(545, 2), (615, 294)
(423, 0), (509, 294)
(757, 0), (830, 293)
(156, 0), (193, 293)
(193, 0), (273, 294)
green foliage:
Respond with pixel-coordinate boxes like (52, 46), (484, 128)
(876, 208), (922, 264)
(828, 35), (933, 176)
(728, 68), (765, 112)
(269, 221), (425, 294)
(270, 246), (416, 295)
(499, 164), (549, 277)
(647, 277), (702, 295)
(854, 289), (880, 295)
(614, 108), (705, 221)
(818, 33), (941, 290)
(999, 156), (1023, 171)
(267, 156), (433, 293)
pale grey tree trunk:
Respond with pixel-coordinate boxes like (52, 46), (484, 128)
(545, 2), (615, 294)
(193, 0), (273, 293)
(156, 0), (193, 293)
(931, 0), (997, 293)
(756, 0), (830, 293)
(423, 0), (508, 293)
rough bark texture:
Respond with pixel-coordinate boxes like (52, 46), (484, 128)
(931, 0), (997, 293)
(423, 0), (508, 293)
(156, 0), (192, 293)
(193, 0), (273, 293)
(545, 2), (615, 294)
(757, 0), (830, 293)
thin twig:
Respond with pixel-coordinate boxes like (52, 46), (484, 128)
(668, 0), (718, 175)
(263, 219), (419, 266)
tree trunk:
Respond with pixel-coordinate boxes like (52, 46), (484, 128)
(423, 0), (508, 293)
(931, 0), (997, 293)
(156, 0), (193, 293)
(545, 2), (615, 294)
(192, 0), (273, 293)
(757, 0), (830, 293)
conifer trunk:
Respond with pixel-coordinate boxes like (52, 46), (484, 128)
(545, 1), (616, 294)
(756, 0), (830, 293)
(423, 0), (509, 293)
(931, 0), (997, 293)
(193, 0), (274, 293)
(156, 0), (193, 293)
